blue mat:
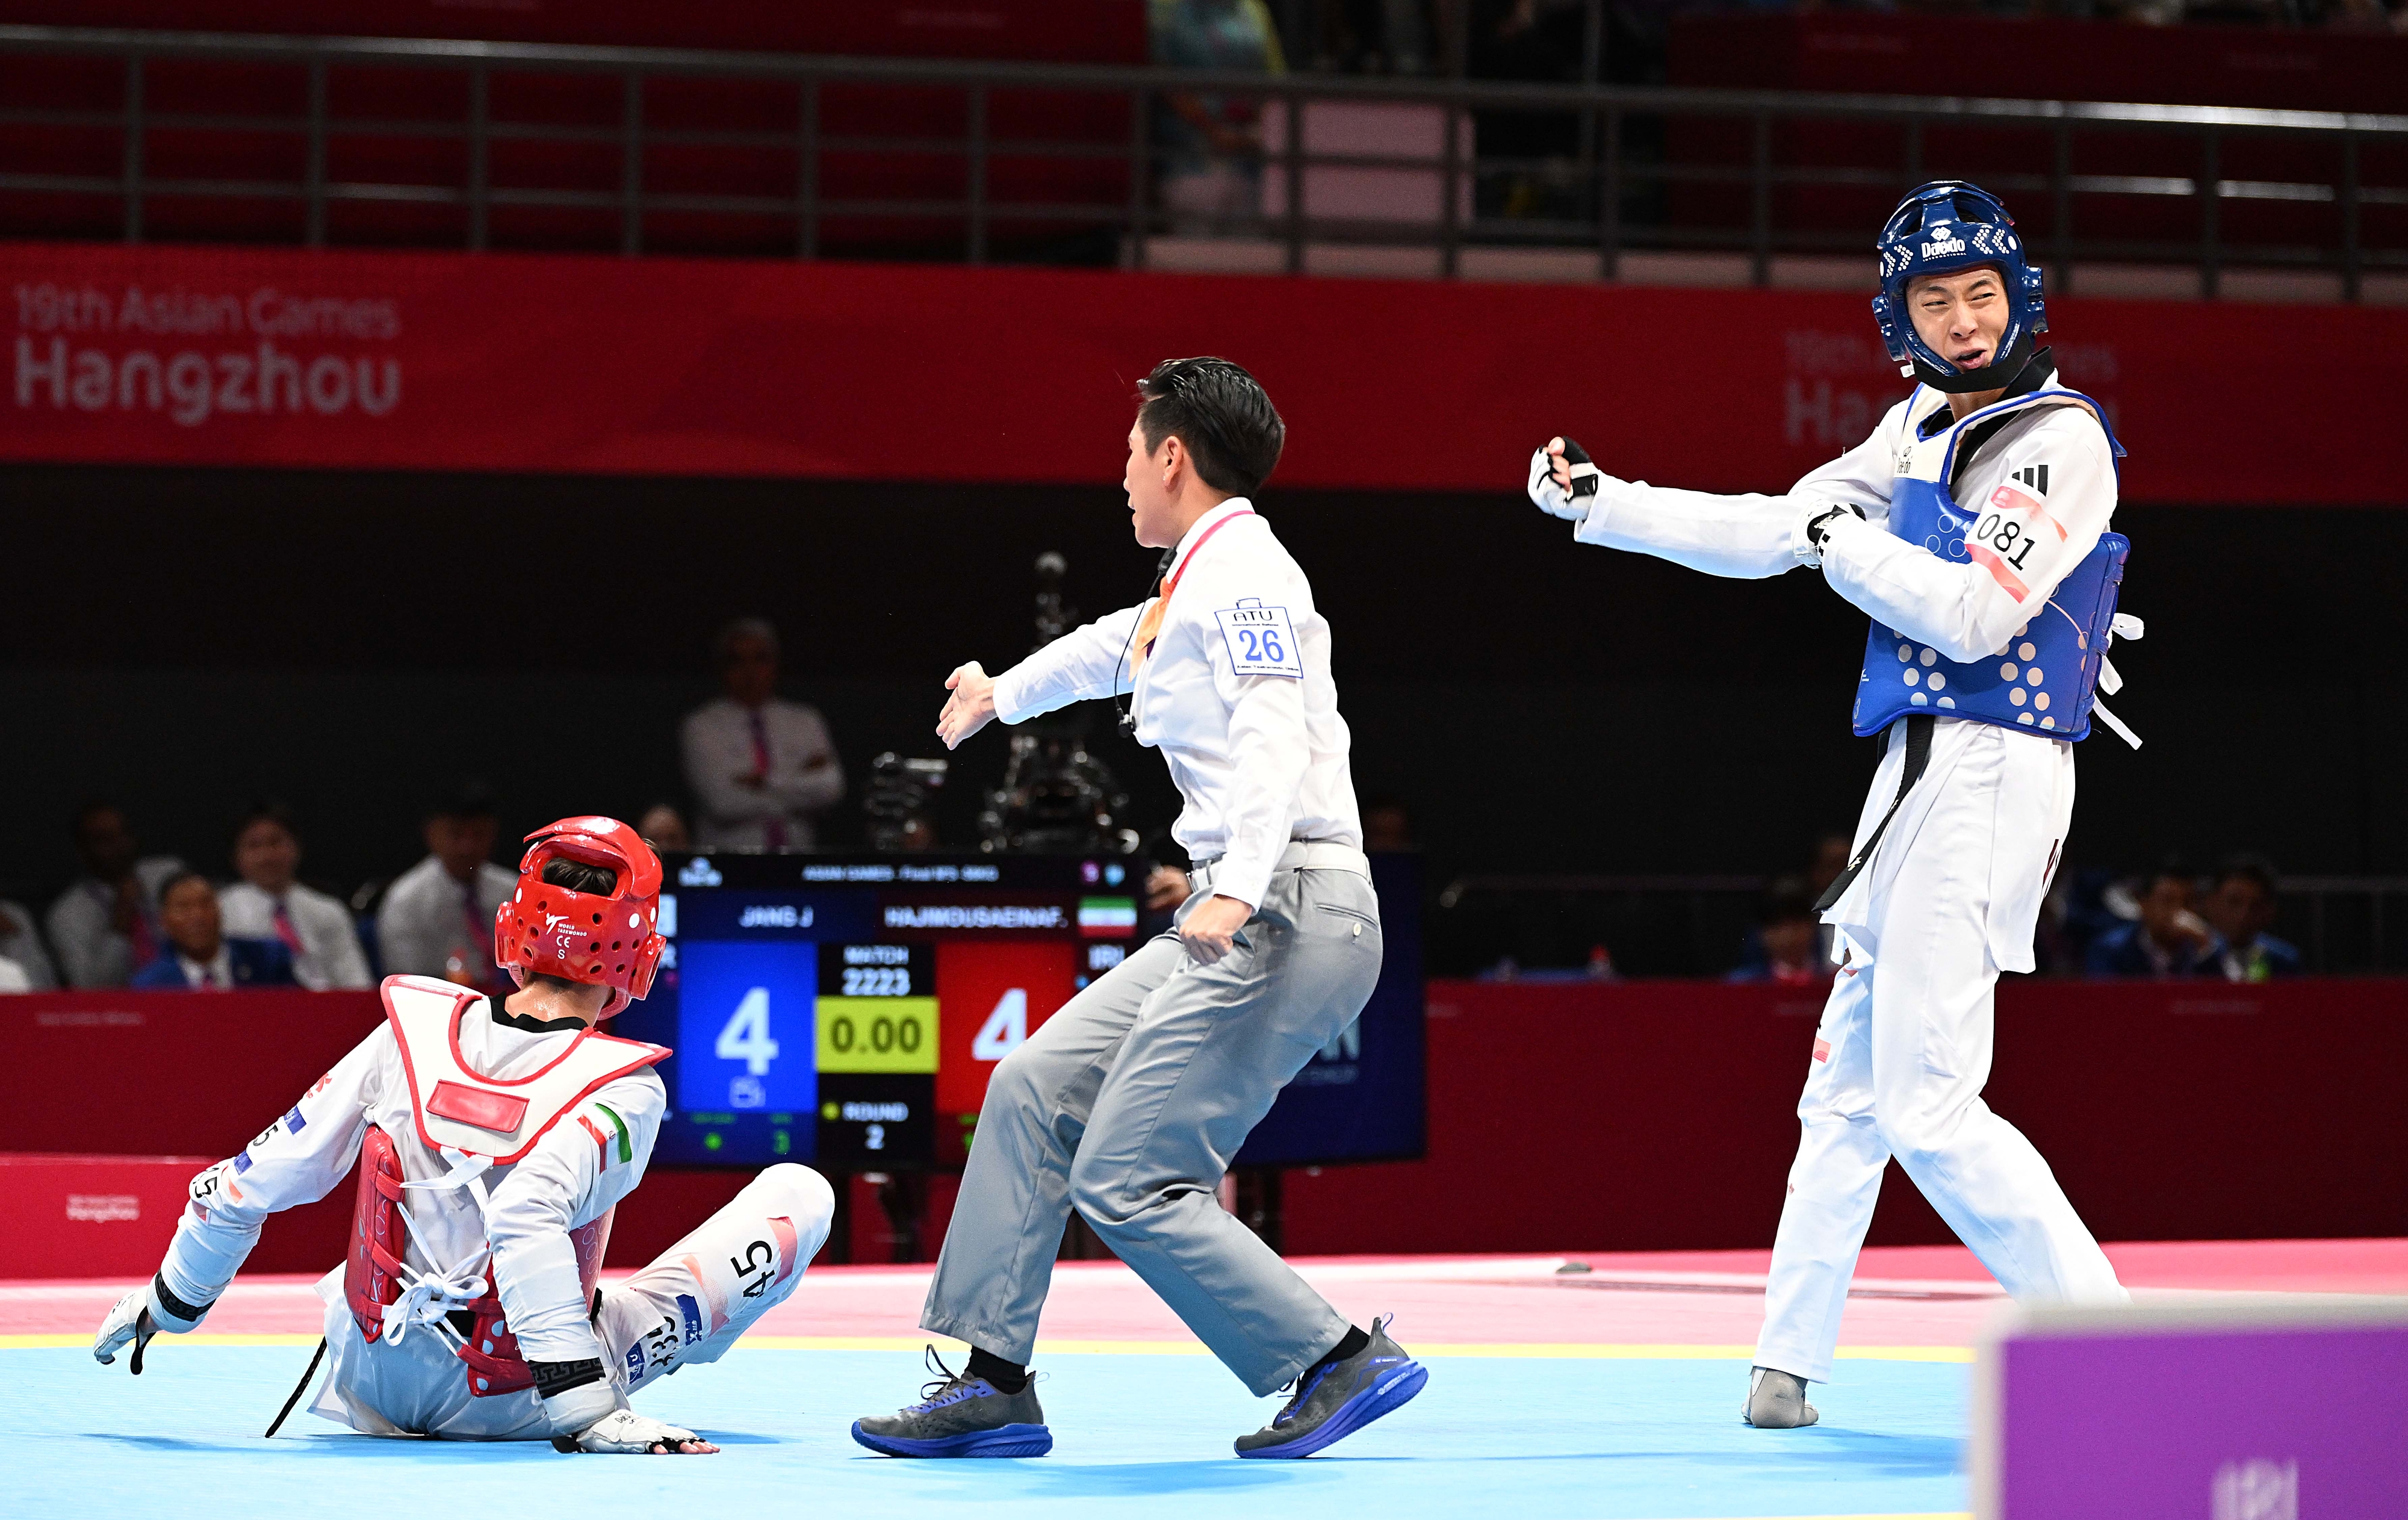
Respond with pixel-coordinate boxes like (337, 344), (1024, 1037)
(5, 1347), (1967, 1519)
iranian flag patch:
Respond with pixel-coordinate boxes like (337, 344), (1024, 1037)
(577, 1102), (633, 1168)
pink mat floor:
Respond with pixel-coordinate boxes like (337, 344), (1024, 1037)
(10, 1237), (2403, 1345)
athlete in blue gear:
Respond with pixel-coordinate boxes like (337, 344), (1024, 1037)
(1526, 181), (2139, 1430)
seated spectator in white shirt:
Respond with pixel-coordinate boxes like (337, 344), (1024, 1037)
(217, 804), (373, 991)
(638, 802), (693, 853)
(129, 871), (298, 990)
(376, 787), (516, 989)
(681, 618), (845, 849)
(45, 801), (185, 988)
(0, 899), (59, 990)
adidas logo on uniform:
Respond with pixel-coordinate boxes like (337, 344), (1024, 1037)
(2010, 464), (2050, 495)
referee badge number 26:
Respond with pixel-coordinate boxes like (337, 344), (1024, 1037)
(1214, 600), (1304, 678)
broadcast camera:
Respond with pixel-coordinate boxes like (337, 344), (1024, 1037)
(979, 551), (1138, 856)
(863, 751), (948, 852)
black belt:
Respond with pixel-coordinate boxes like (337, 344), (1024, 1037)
(1813, 715), (1935, 914)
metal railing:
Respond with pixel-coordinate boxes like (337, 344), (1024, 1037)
(2279, 876), (2408, 976)
(2, 24), (2404, 295)
(1435, 873), (2408, 978)
(1434, 873), (1770, 979)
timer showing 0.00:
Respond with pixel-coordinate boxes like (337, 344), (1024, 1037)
(816, 943), (937, 1075)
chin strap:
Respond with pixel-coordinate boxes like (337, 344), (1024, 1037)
(1913, 330), (2038, 394)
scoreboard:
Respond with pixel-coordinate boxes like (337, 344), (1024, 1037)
(618, 852), (1424, 1170)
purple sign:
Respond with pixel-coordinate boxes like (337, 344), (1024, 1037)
(1979, 1310), (2408, 1519)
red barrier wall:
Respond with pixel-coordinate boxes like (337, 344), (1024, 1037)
(0, 994), (781, 1274)
(8, 243), (2405, 505)
(1283, 977), (2408, 1255)
(8, 979), (2403, 1276)
(0, 994), (949, 1274)
(0, 1155), (229, 1277)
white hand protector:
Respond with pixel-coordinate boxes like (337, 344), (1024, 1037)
(569, 1408), (709, 1454)
(92, 1288), (157, 1371)
(93, 1275), (208, 1373)
(1527, 437), (1602, 521)
(1792, 501), (1867, 568)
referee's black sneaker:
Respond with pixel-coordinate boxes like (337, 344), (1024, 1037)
(1234, 1317), (1427, 1459)
(851, 1347), (1053, 1457)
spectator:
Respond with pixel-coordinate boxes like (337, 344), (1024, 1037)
(1730, 875), (1833, 986)
(129, 871), (297, 990)
(377, 787), (515, 988)
(2085, 861), (2223, 978)
(217, 804), (372, 991)
(1317, 0), (1436, 74)
(2201, 853), (2303, 982)
(45, 802), (185, 988)
(681, 619), (845, 851)
(1149, 0), (1285, 232)
(1362, 795), (1415, 852)
(638, 802), (692, 854)
(0, 900), (59, 990)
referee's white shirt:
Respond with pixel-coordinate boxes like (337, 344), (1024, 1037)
(991, 497), (1362, 911)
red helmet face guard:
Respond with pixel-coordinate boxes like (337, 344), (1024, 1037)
(491, 816), (666, 1019)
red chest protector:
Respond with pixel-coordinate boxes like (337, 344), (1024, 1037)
(344, 975), (668, 1397)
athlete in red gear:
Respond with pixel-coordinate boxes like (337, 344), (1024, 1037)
(93, 817), (835, 1453)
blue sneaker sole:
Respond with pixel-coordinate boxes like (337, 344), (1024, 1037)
(1237, 1359), (1428, 1459)
(849, 1419), (1054, 1458)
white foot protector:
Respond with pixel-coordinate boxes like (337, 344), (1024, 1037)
(1744, 1366), (1819, 1428)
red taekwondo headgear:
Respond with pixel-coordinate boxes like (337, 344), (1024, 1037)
(492, 816), (666, 1018)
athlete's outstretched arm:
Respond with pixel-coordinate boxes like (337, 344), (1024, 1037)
(1817, 411), (2116, 663)
(1527, 421), (1898, 580)
(94, 1028), (383, 1369)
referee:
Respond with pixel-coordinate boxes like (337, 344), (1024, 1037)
(851, 357), (1425, 1460)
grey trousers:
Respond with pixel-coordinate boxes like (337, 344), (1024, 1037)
(921, 864), (1383, 1396)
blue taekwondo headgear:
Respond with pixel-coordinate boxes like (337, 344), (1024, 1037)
(1871, 180), (2049, 394)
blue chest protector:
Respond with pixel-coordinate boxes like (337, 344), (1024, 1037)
(1852, 388), (2133, 743)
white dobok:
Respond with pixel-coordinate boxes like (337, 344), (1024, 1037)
(1533, 367), (2130, 1387)
(102, 974), (834, 1444)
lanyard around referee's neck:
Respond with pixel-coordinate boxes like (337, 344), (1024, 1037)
(1134, 507), (1254, 672)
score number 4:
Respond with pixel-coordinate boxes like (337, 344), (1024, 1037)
(716, 986), (780, 1075)
(972, 988), (1028, 1061)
